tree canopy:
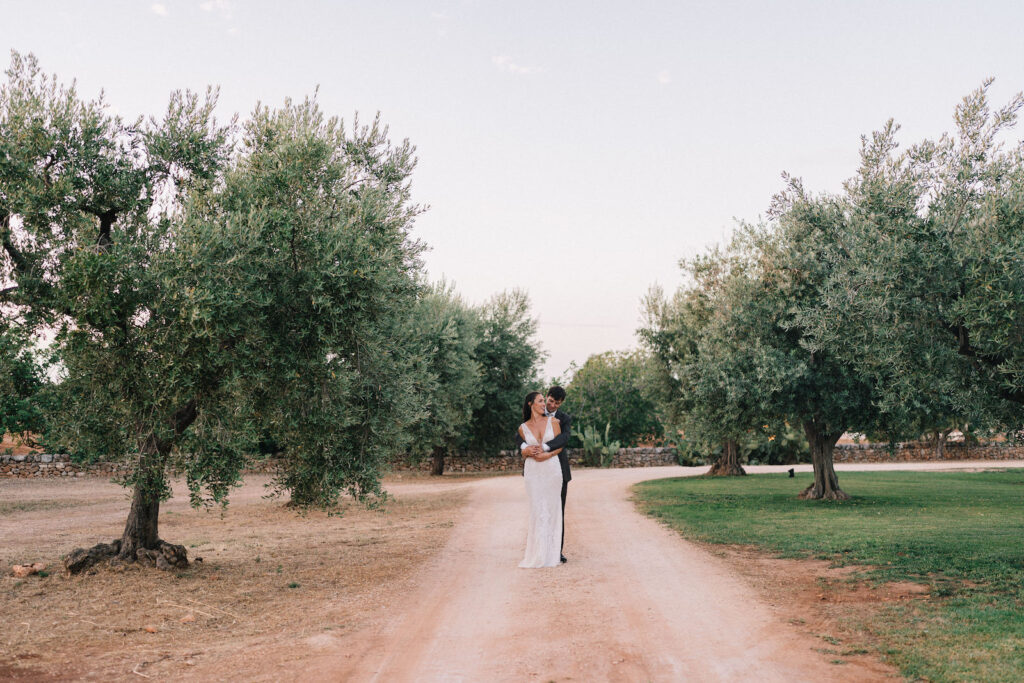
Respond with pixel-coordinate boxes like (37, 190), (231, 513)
(465, 289), (545, 454)
(405, 281), (483, 474)
(798, 81), (1024, 435)
(1, 53), (431, 564)
(2, 54), (549, 571)
(563, 349), (661, 447)
(641, 81), (1024, 498)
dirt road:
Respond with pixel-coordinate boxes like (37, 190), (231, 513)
(310, 463), (1015, 682)
(6, 461), (1018, 680)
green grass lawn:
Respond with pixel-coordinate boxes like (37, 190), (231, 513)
(633, 470), (1024, 682)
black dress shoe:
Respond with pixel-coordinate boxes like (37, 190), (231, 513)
(560, 555), (567, 563)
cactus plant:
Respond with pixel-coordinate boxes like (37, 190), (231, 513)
(579, 422), (621, 468)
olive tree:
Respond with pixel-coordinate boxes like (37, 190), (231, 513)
(754, 192), (880, 499)
(0, 324), (52, 440)
(405, 281), (483, 475)
(466, 289), (544, 454)
(640, 250), (758, 476)
(1, 53), (427, 568)
(643, 203), (880, 495)
(799, 82), (1024, 437)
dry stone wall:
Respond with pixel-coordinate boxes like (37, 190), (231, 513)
(1, 453), (130, 478)
(388, 447), (678, 473)
(5, 443), (1021, 479)
(832, 441), (1024, 463)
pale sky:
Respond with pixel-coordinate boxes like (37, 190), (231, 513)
(3, 1), (1024, 378)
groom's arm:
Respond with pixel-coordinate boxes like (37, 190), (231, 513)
(544, 413), (571, 451)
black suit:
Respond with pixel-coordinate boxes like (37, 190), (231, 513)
(515, 410), (572, 554)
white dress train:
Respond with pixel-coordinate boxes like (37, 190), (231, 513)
(519, 417), (563, 568)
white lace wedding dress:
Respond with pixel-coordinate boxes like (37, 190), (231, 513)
(519, 417), (563, 568)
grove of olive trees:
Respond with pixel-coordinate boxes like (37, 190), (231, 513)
(0, 53), (545, 569)
(642, 81), (1024, 499)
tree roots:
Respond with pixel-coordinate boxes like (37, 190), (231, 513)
(707, 461), (746, 476)
(63, 539), (189, 574)
(797, 485), (850, 501)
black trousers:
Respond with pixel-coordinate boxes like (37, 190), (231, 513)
(560, 479), (568, 554)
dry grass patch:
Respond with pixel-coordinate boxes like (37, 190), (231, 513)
(1, 475), (470, 680)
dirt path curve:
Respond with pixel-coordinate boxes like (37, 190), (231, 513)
(306, 462), (1024, 682)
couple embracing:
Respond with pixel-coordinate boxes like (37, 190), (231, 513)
(515, 386), (571, 568)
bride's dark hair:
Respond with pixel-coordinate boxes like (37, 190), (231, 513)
(522, 391), (542, 422)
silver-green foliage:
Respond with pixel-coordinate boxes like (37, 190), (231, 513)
(211, 99), (428, 508)
(404, 281), (483, 461)
(798, 80), (1024, 433)
(641, 80), (1024, 498)
(0, 325), (52, 439)
(466, 289), (545, 454)
(0, 52), (429, 554)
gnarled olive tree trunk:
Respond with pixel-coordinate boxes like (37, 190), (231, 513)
(798, 421), (848, 500)
(119, 401), (197, 559)
(118, 441), (165, 560)
(66, 431), (191, 574)
(707, 439), (746, 476)
(931, 427), (954, 458)
(430, 445), (446, 476)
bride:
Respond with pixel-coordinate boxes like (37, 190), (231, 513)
(517, 391), (564, 568)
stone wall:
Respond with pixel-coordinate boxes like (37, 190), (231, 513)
(1, 453), (130, 478)
(388, 452), (523, 474)
(607, 447), (678, 468)
(388, 447), (679, 474)
(5, 443), (1021, 479)
(832, 441), (1024, 463)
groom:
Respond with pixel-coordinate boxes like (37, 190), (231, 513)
(516, 385), (572, 563)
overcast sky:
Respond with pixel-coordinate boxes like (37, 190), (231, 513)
(3, 1), (1024, 378)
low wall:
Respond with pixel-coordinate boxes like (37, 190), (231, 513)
(1, 447), (679, 479)
(832, 441), (1024, 463)
(5, 443), (1021, 479)
(388, 452), (522, 473)
(0, 453), (130, 478)
(389, 447), (679, 473)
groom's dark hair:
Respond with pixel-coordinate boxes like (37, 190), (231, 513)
(547, 385), (566, 402)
